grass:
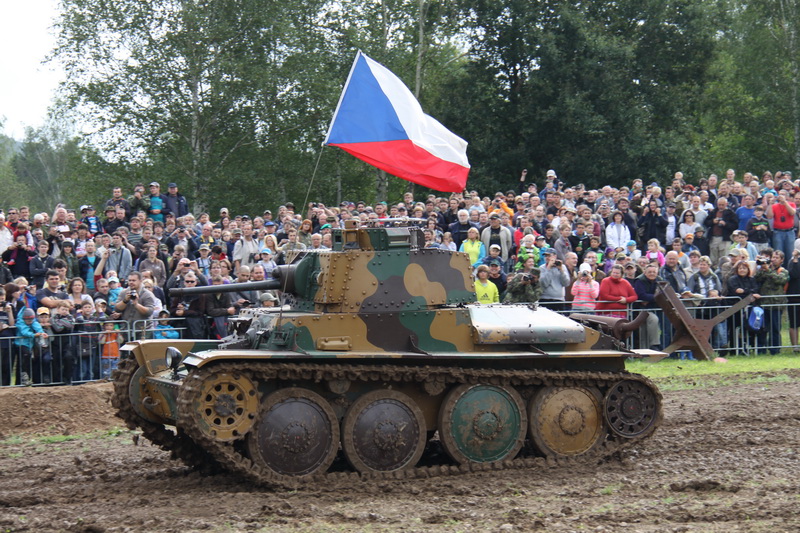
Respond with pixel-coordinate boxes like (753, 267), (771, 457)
(627, 354), (800, 390)
(0, 427), (130, 447)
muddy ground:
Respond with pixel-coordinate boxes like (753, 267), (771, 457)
(0, 373), (798, 533)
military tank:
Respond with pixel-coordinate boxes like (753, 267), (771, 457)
(112, 219), (664, 486)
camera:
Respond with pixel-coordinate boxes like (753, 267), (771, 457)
(555, 260), (562, 267)
(521, 273), (533, 282)
(756, 258), (768, 266)
(129, 289), (138, 300)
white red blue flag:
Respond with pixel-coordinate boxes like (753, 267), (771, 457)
(324, 51), (470, 193)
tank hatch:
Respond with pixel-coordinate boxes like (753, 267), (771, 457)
(469, 305), (586, 345)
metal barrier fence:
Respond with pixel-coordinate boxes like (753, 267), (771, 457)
(0, 296), (794, 387)
(547, 294), (793, 356)
(0, 317), (192, 388)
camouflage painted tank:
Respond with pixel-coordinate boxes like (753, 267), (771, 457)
(112, 220), (664, 486)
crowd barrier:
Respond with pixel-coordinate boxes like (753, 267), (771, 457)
(0, 295), (794, 387)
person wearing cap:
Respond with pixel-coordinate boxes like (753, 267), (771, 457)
(624, 240), (641, 262)
(485, 258), (508, 295)
(631, 262), (664, 350)
(79, 205), (102, 236)
(146, 182), (171, 223)
(745, 204), (772, 253)
(767, 189), (797, 266)
(570, 263), (600, 311)
(153, 310), (180, 340)
(481, 213), (513, 266)
(474, 265), (500, 304)
(164, 183), (189, 218)
(14, 307), (47, 385)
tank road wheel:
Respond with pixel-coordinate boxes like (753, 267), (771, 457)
(341, 390), (426, 474)
(528, 387), (604, 458)
(604, 379), (660, 438)
(246, 388), (339, 478)
(191, 372), (259, 442)
(438, 384), (527, 464)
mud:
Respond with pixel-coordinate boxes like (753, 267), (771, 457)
(0, 375), (798, 532)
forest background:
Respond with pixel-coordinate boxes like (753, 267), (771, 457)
(1, 0), (799, 215)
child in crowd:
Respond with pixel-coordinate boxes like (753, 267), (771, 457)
(258, 249), (278, 279)
(80, 205), (102, 236)
(35, 308), (54, 384)
(106, 275), (122, 305)
(14, 308), (47, 386)
(625, 240), (642, 262)
(75, 301), (104, 381)
(153, 310), (180, 339)
(644, 238), (665, 267)
(50, 300), (77, 384)
(98, 321), (125, 379)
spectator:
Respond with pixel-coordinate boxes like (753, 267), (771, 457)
(164, 183), (189, 218)
(746, 204), (772, 253)
(66, 277), (93, 311)
(632, 263), (663, 350)
(570, 263), (600, 311)
(597, 264), (637, 318)
(637, 199), (667, 248)
(726, 260), (763, 353)
(29, 240), (55, 289)
(767, 190), (796, 266)
(115, 272), (156, 338)
(704, 197), (738, 266)
(448, 209), (476, 249)
(643, 238), (665, 267)
(14, 308), (47, 386)
(98, 321), (124, 378)
(486, 259), (507, 296)
(538, 250), (570, 310)
(2, 235), (35, 280)
(153, 310), (180, 339)
(138, 245), (168, 287)
(755, 249), (788, 354)
(685, 255), (726, 349)
(474, 265), (500, 304)
(147, 182), (170, 223)
(459, 227), (485, 267)
(104, 233), (133, 279)
(169, 271), (207, 338)
(481, 214), (513, 264)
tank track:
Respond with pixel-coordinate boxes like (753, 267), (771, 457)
(175, 361), (663, 489)
(111, 355), (220, 472)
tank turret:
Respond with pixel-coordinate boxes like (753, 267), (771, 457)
(112, 220), (664, 486)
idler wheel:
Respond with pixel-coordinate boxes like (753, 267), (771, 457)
(193, 372), (258, 442)
(529, 386), (604, 457)
(341, 390), (426, 474)
(604, 379), (660, 438)
(438, 384), (526, 464)
(246, 388), (339, 477)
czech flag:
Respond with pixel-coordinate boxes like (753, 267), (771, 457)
(324, 51), (470, 193)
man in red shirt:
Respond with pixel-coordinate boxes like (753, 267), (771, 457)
(767, 190), (797, 266)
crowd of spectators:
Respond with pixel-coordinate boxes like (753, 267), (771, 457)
(2, 169), (800, 385)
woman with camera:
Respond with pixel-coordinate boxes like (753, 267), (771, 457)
(570, 264), (600, 311)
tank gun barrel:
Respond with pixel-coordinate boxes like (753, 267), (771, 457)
(169, 279), (282, 298)
(170, 263), (298, 298)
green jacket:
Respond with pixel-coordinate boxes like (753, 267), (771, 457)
(755, 265), (788, 309)
(503, 272), (543, 304)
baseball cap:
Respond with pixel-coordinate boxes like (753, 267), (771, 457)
(95, 298), (107, 306)
(579, 263), (592, 274)
(149, 181), (160, 187)
(233, 228), (242, 234)
(36, 307), (50, 316)
(685, 233), (694, 239)
(260, 248), (272, 254)
(490, 244), (502, 250)
(489, 258), (502, 266)
(108, 276), (120, 283)
(546, 169), (557, 178)
(489, 213), (500, 220)
(80, 205), (90, 212)
(167, 182), (178, 188)
(198, 244), (210, 251)
(616, 252), (627, 260)
(626, 240), (637, 247)
(264, 221), (276, 227)
(62, 240), (74, 247)
(320, 224), (331, 230)
(105, 206), (115, 213)
(536, 235), (546, 240)
(541, 248), (556, 255)
(260, 292), (278, 302)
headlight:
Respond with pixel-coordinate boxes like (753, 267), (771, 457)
(165, 347), (183, 371)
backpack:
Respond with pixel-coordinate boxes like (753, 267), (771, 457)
(747, 306), (765, 332)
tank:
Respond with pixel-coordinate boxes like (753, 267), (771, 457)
(112, 220), (664, 486)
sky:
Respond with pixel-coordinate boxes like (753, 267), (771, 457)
(0, 0), (64, 139)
